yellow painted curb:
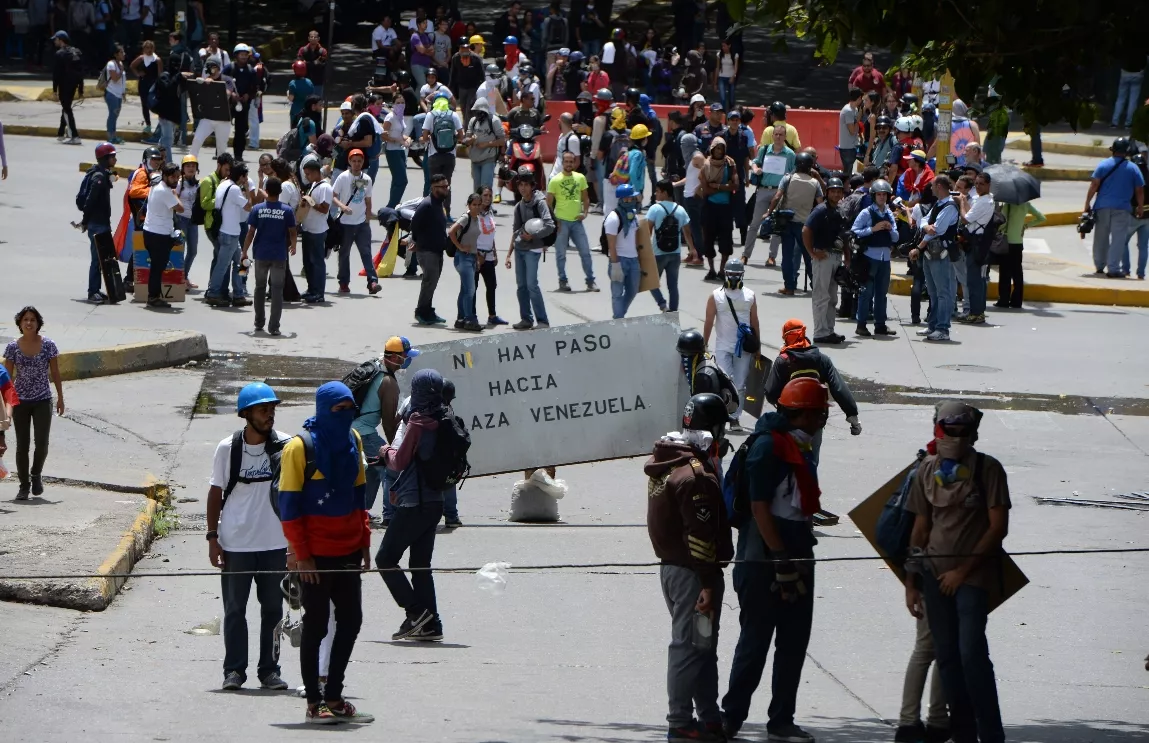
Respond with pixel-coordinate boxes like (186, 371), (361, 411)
(1007, 138), (1110, 159)
(52, 331), (208, 381)
(889, 275), (1149, 307)
(1037, 211), (1079, 227)
(1024, 166), (1092, 182)
(90, 482), (171, 607)
(0, 89), (18, 102)
(36, 80), (139, 101)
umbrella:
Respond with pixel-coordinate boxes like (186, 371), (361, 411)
(983, 163), (1041, 205)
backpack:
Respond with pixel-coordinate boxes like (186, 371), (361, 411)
(96, 64), (109, 92)
(875, 451), (987, 563)
(222, 431), (315, 519)
(417, 411), (472, 492)
(342, 359), (383, 409)
(607, 130), (630, 174)
(531, 200), (557, 247)
(208, 182), (234, 242)
(654, 203), (682, 253)
(276, 119), (309, 164)
(986, 203), (1009, 258)
(609, 148), (633, 186)
(431, 110), (458, 152)
(546, 15), (568, 47)
(721, 431), (763, 526)
(189, 179), (206, 225)
(75, 166), (100, 212)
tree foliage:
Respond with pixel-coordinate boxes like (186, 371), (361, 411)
(727, 0), (1147, 128)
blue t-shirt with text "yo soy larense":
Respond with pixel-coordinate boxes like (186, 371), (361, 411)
(246, 200), (297, 261)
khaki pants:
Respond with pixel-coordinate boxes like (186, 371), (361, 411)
(810, 252), (841, 339)
(900, 609), (949, 728)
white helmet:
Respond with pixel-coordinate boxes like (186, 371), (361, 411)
(894, 115), (915, 133)
(471, 97), (491, 114)
(233, 43), (251, 54)
(690, 93), (706, 106)
(910, 114), (924, 131)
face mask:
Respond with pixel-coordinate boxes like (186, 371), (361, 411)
(935, 435), (974, 462)
(391, 102), (404, 117)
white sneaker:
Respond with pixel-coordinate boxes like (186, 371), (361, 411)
(916, 328), (931, 336)
(925, 330), (950, 341)
(67, 137), (83, 145)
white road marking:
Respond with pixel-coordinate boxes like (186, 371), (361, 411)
(1023, 237), (1051, 254)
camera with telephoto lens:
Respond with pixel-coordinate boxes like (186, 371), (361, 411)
(1077, 210), (1096, 238)
(758, 208), (795, 239)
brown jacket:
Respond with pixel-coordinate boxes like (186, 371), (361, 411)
(645, 440), (733, 588)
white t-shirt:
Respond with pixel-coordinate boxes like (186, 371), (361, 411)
(214, 180), (250, 236)
(280, 180), (301, 211)
(143, 181), (180, 234)
(176, 178), (199, 217)
(332, 170), (373, 225)
(601, 41), (616, 64)
(604, 210), (638, 258)
(476, 211), (497, 254)
(372, 25), (398, 51)
(685, 158), (702, 198)
(712, 286), (755, 353)
(718, 52), (738, 79)
(521, 80), (541, 109)
(419, 81), (452, 103)
(199, 47), (230, 71)
(301, 179), (333, 234)
(104, 60), (126, 97)
(209, 432), (290, 553)
(422, 110), (464, 156)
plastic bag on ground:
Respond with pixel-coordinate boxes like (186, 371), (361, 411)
(476, 561), (511, 594)
(508, 469), (567, 523)
(185, 616), (221, 636)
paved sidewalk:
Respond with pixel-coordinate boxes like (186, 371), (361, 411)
(0, 326), (207, 381)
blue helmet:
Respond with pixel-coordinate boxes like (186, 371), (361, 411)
(503, 36), (518, 46)
(569, 51), (585, 63)
(615, 184), (636, 200)
(237, 382), (280, 415)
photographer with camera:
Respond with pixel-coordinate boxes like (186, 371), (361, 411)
(850, 178), (899, 337)
(908, 176), (960, 342)
(768, 151), (822, 295)
(802, 177), (849, 344)
(1083, 137), (1145, 278)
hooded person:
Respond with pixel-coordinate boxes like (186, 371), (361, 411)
(680, 132), (707, 262)
(697, 136), (739, 279)
(904, 400), (1010, 743)
(377, 368), (454, 642)
(277, 381), (373, 725)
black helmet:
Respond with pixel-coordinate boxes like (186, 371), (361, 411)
(682, 393), (728, 440)
(676, 329), (706, 356)
(825, 176), (845, 190)
(875, 115), (893, 128)
(397, 70), (413, 85)
(516, 164), (535, 181)
(143, 146), (164, 162)
(1112, 137), (1132, 155)
(794, 151), (814, 172)
(576, 90), (593, 103)
(769, 100), (786, 118)
(625, 86), (641, 101)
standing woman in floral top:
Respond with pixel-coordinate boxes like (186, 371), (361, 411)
(2, 307), (64, 500)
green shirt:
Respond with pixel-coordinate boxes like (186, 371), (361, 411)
(1002, 202), (1045, 244)
(753, 144), (796, 189)
(199, 172), (223, 230)
(546, 171), (588, 222)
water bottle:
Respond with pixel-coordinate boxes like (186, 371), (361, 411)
(238, 257), (251, 277)
(692, 611), (713, 650)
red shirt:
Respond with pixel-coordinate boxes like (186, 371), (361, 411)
(849, 67), (886, 96)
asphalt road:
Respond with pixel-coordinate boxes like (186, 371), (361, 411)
(0, 132), (1147, 740)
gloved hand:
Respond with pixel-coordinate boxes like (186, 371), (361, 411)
(608, 261), (624, 283)
(847, 415), (862, 436)
(769, 551), (807, 603)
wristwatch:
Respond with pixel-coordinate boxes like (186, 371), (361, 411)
(205, 530), (218, 541)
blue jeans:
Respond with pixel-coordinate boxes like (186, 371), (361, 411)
(856, 257), (891, 327)
(1112, 70), (1144, 127)
(221, 548), (286, 682)
(360, 431), (385, 511)
(301, 230), (327, 299)
(385, 148), (408, 208)
(582, 39), (602, 59)
(610, 255), (641, 318)
(718, 77), (735, 110)
(367, 157), (380, 192)
(594, 159), (606, 205)
(175, 215), (199, 282)
(104, 92), (122, 139)
(381, 468), (397, 520)
(650, 252), (681, 311)
(555, 219), (595, 286)
(923, 257), (956, 332)
(922, 572), (1005, 743)
(454, 252), (478, 323)
(1131, 218), (1149, 278)
(684, 196), (703, 254)
(410, 65), (429, 90)
(514, 249), (548, 324)
(156, 118), (176, 162)
(338, 222), (376, 287)
(86, 223), (111, 295)
(206, 232), (245, 299)
(1093, 207), (1132, 274)
(780, 222), (805, 290)
(471, 159), (497, 195)
(966, 257), (987, 316)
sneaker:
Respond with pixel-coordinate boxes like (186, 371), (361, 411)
(727, 422), (745, 434)
(925, 330), (950, 342)
(703, 270), (719, 281)
(338, 284), (351, 293)
(222, 671), (244, 690)
(536, 321), (550, 328)
(512, 320), (534, 330)
(1105, 272), (1126, 279)
(368, 514), (386, 529)
(88, 291), (107, 303)
(147, 298), (172, 308)
(558, 280), (572, 292)
(667, 722), (723, 741)
(306, 702), (338, 725)
(368, 282), (382, 295)
(587, 282), (600, 292)
(916, 328), (932, 336)
(894, 722), (925, 742)
(488, 315), (509, 325)
(402, 271), (421, 280)
(443, 517), (463, 528)
(392, 608), (434, 640)
(231, 297), (252, 307)
(923, 725), (951, 743)
(415, 315), (437, 326)
(454, 319), (465, 329)
(953, 313), (970, 323)
(269, 329), (281, 336)
(431, 314), (447, 324)
(204, 296), (230, 307)
(142, 125), (152, 135)
(1022, 160), (1044, 168)
(260, 672), (289, 690)
(110, 137), (125, 145)
(66, 136), (83, 145)
(766, 257), (777, 267)
(703, 721), (728, 741)
(855, 324), (871, 337)
(56, 135), (66, 142)
(874, 325), (897, 336)
(410, 617), (444, 641)
(327, 700), (374, 723)
(767, 723), (815, 742)
(31, 477), (43, 496)
(812, 335), (838, 345)
(462, 321), (484, 332)
(254, 323), (265, 332)
(303, 295), (324, 304)
(959, 313), (985, 325)
(16, 483), (30, 500)
(778, 288), (795, 296)
(588, 203), (602, 214)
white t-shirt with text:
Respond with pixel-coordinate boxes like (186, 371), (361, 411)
(333, 170), (373, 225)
(209, 432), (290, 553)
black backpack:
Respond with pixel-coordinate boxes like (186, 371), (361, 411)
(207, 182), (234, 241)
(546, 15), (568, 47)
(417, 411), (471, 492)
(75, 166), (100, 212)
(342, 359), (383, 409)
(721, 431), (763, 526)
(654, 203), (683, 253)
(222, 430), (316, 519)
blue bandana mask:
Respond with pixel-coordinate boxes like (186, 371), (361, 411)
(303, 382), (360, 496)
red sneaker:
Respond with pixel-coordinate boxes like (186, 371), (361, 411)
(338, 284), (351, 294)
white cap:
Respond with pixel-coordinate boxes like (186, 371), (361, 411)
(340, 101), (353, 111)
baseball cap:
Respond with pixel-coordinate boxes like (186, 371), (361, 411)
(911, 149), (928, 162)
(710, 102), (724, 112)
(52, 30), (70, 42)
(348, 148), (365, 160)
(339, 100), (353, 111)
(384, 336), (420, 359)
(726, 109), (741, 119)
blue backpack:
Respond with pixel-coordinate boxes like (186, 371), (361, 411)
(876, 451), (985, 562)
(721, 432), (762, 528)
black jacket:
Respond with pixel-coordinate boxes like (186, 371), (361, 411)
(149, 71), (183, 123)
(52, 45), (83, 92)
(82, 165), (114, 226)
(765, 345), (859, 418)
(410, 195), (449, 254)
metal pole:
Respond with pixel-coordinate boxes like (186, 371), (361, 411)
(323, 1), (335, 132)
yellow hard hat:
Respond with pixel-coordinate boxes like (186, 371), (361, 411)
(630, 123), (651, 140)
(469, 34), (485, 45)
(181, 154), (199, 167)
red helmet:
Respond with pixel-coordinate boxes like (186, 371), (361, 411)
(292, 59), (308, 76)
(778, 378), (831, 410)
(95, 142), (117, 160)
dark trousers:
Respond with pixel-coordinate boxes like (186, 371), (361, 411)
(300, 551), (364, 705)
(142, 229), (174, 299)
(232, 101), (251, 160)
(428, 152), (457, 184)
(701, 200), (734, 259)
(909, 258), (925, 322)
(375, 501), (443, 616)
(722, 557), (815, 731)
(221, 548), (286, 681)
(922, 572), (1005, 743)
(839, 147), (857, 177)
(138, 79), (154, 126)
(473, 256), (498, 317)
(415, 249), (444, 317)
(997, 243), (1024, 306)
(12, 398), (52, 485)
(58, 83), (80, 138)
(301, 230), (328, 299)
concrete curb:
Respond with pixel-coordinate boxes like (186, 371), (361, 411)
(889, 274), (1149, 307)
(1024, 166), (1092, 182)
(1038, 211), (1079, 227)
(55, 330), (209, 382)
(1007, 138), (1110, 159)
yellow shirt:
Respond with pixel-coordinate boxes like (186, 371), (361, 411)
(762, 121), (801, 152)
